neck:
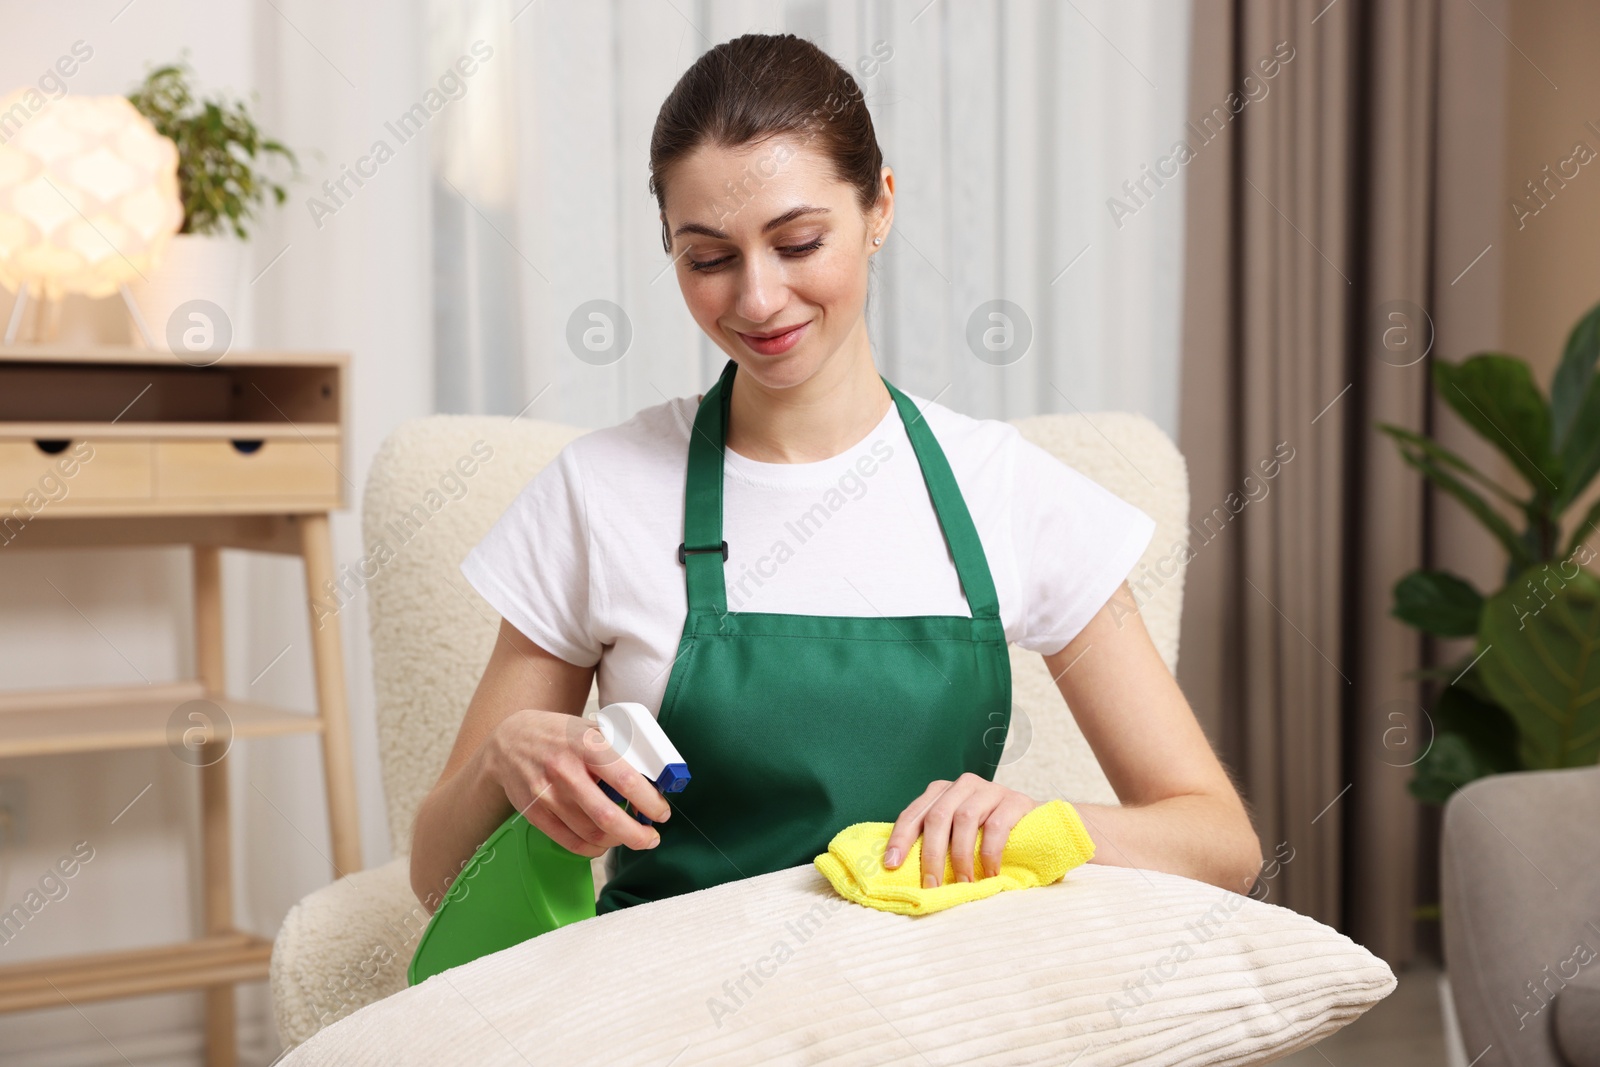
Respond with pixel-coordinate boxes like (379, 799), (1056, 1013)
(723, 321), (892, 464)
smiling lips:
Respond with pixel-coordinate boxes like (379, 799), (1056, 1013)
(735, 321), (810, 355)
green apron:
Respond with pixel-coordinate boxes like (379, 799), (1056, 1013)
(596, 358), (1012, 914)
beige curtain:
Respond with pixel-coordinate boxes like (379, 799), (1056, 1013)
(1178, 0), (1507, 966)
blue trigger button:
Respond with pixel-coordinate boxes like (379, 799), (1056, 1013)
(654, 763), (691, 794)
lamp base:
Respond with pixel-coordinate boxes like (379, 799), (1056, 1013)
(1, 289), (63, 345)
(0, 286), (164, 349)
(1, 287), (25, 345)
(0, 289), (79, 345)
(119, 284), (157, 348)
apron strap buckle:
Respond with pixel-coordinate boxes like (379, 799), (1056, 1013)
(678, 540), (729, 564)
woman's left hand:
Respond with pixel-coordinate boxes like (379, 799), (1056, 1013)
(882, 773), (1045, 888)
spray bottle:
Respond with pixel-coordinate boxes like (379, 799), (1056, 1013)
(408, 701), (690, 984)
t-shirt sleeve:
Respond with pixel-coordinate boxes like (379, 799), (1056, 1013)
(458, 444), (604, 667)
(1010, 435), (1158, 656)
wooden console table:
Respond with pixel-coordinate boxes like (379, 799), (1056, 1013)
(0, 346), (362, 1066)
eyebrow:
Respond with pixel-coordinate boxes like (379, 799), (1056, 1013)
(671, 205), (832, 241)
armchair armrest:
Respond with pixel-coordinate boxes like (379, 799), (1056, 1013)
(270, 858), (421, 1047)
(271, 852), (614, 1049)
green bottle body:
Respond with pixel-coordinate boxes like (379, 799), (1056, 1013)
(407, 812), (598, 985)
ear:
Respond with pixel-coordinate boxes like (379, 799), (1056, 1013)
(870, 166), (895, 248)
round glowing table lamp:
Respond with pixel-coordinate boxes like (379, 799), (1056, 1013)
(0, 90), (183, 344)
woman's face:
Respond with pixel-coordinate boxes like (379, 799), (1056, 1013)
(662, 135), (890, 391)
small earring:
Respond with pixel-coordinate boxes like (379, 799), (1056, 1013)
(873, 236), (883, 245)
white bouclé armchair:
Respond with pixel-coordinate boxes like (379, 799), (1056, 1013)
(269, 409), (1395, 1065)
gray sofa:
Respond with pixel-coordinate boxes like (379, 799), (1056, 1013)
(1442, 766), (1600, 1067)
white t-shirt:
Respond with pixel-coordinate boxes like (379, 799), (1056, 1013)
(460, 390), (1157, 718)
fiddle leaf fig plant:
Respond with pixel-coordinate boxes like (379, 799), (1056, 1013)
(1476, 567), (1600, 770)
(1378, 298), (1600, 804)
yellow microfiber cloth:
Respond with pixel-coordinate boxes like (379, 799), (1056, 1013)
(813, 798), (1097, 915)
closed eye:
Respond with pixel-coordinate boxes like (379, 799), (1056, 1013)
(687, 237), (826, 273)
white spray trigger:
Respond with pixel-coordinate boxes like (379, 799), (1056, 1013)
(585, 702), (691, 795)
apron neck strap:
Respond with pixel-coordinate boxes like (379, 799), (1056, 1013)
(682, 359), (1000, 619)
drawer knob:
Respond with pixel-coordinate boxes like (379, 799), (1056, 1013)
(230, 439), (265, 455)
(34, 439), (72, 455)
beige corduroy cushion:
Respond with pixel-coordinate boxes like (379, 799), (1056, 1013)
(278, 860), (1395, 1066)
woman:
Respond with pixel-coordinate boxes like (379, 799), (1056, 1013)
(410, 33), (1262, 915)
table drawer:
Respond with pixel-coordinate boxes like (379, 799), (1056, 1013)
(155, 439), (340, 501)
(0, 439), (153, 502)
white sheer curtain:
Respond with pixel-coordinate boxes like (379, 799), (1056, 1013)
(429, 0), (1191, 435)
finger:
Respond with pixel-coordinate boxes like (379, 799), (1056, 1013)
(564, 763), (661, 852)
(509, 773), (613, 855)
(920, 775), (980, 889)
(572, 720), (630, 778)
(884, 778), (950, 869)
(976, 797), (1037, 879)
(588, 744), (673, 825)
(949, 790), (1004, 883)
(524, 803), (607, 858)
(575, 721), (674, 824)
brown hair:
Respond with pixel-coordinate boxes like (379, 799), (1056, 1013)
(648, 33), (885, 256)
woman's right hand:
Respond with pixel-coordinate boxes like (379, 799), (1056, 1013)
(484, 708), (672, 858)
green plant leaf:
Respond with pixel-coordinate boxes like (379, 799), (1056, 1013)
(1551, 300), (1600, 444)
(1556, 376), (1600, 510)
(125, 58), (298, 240)
(1388, 436), (1536, 569)
(1565, 495), (1600, 559)
(1435, 356), (1561, 494)
(1405, 652), (1500, 705)
(1375, 423), (1526, 507)
(1404, 664), (1466, 682)
(1476, 565), (1600, 769)
(1451, 652), (1500, 706)
(1404, 662), (1490, 703)
(1408, 684), (1522, 805)
(1392, 570), (1485, 637)
(1410, 737), (1499, 804)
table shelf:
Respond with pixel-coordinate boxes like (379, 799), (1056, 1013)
(0, 933), (274, 1013)
(0, 681), (323, 759)
(0, 421), (339, 439)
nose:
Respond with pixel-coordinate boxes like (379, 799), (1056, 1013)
(733, 251), (785, 326)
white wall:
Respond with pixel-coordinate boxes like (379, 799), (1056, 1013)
(0, 1), (428, 1062)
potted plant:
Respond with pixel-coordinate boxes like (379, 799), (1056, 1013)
(1378, 299), (1600, 804)
(124, 59), (298, 344)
